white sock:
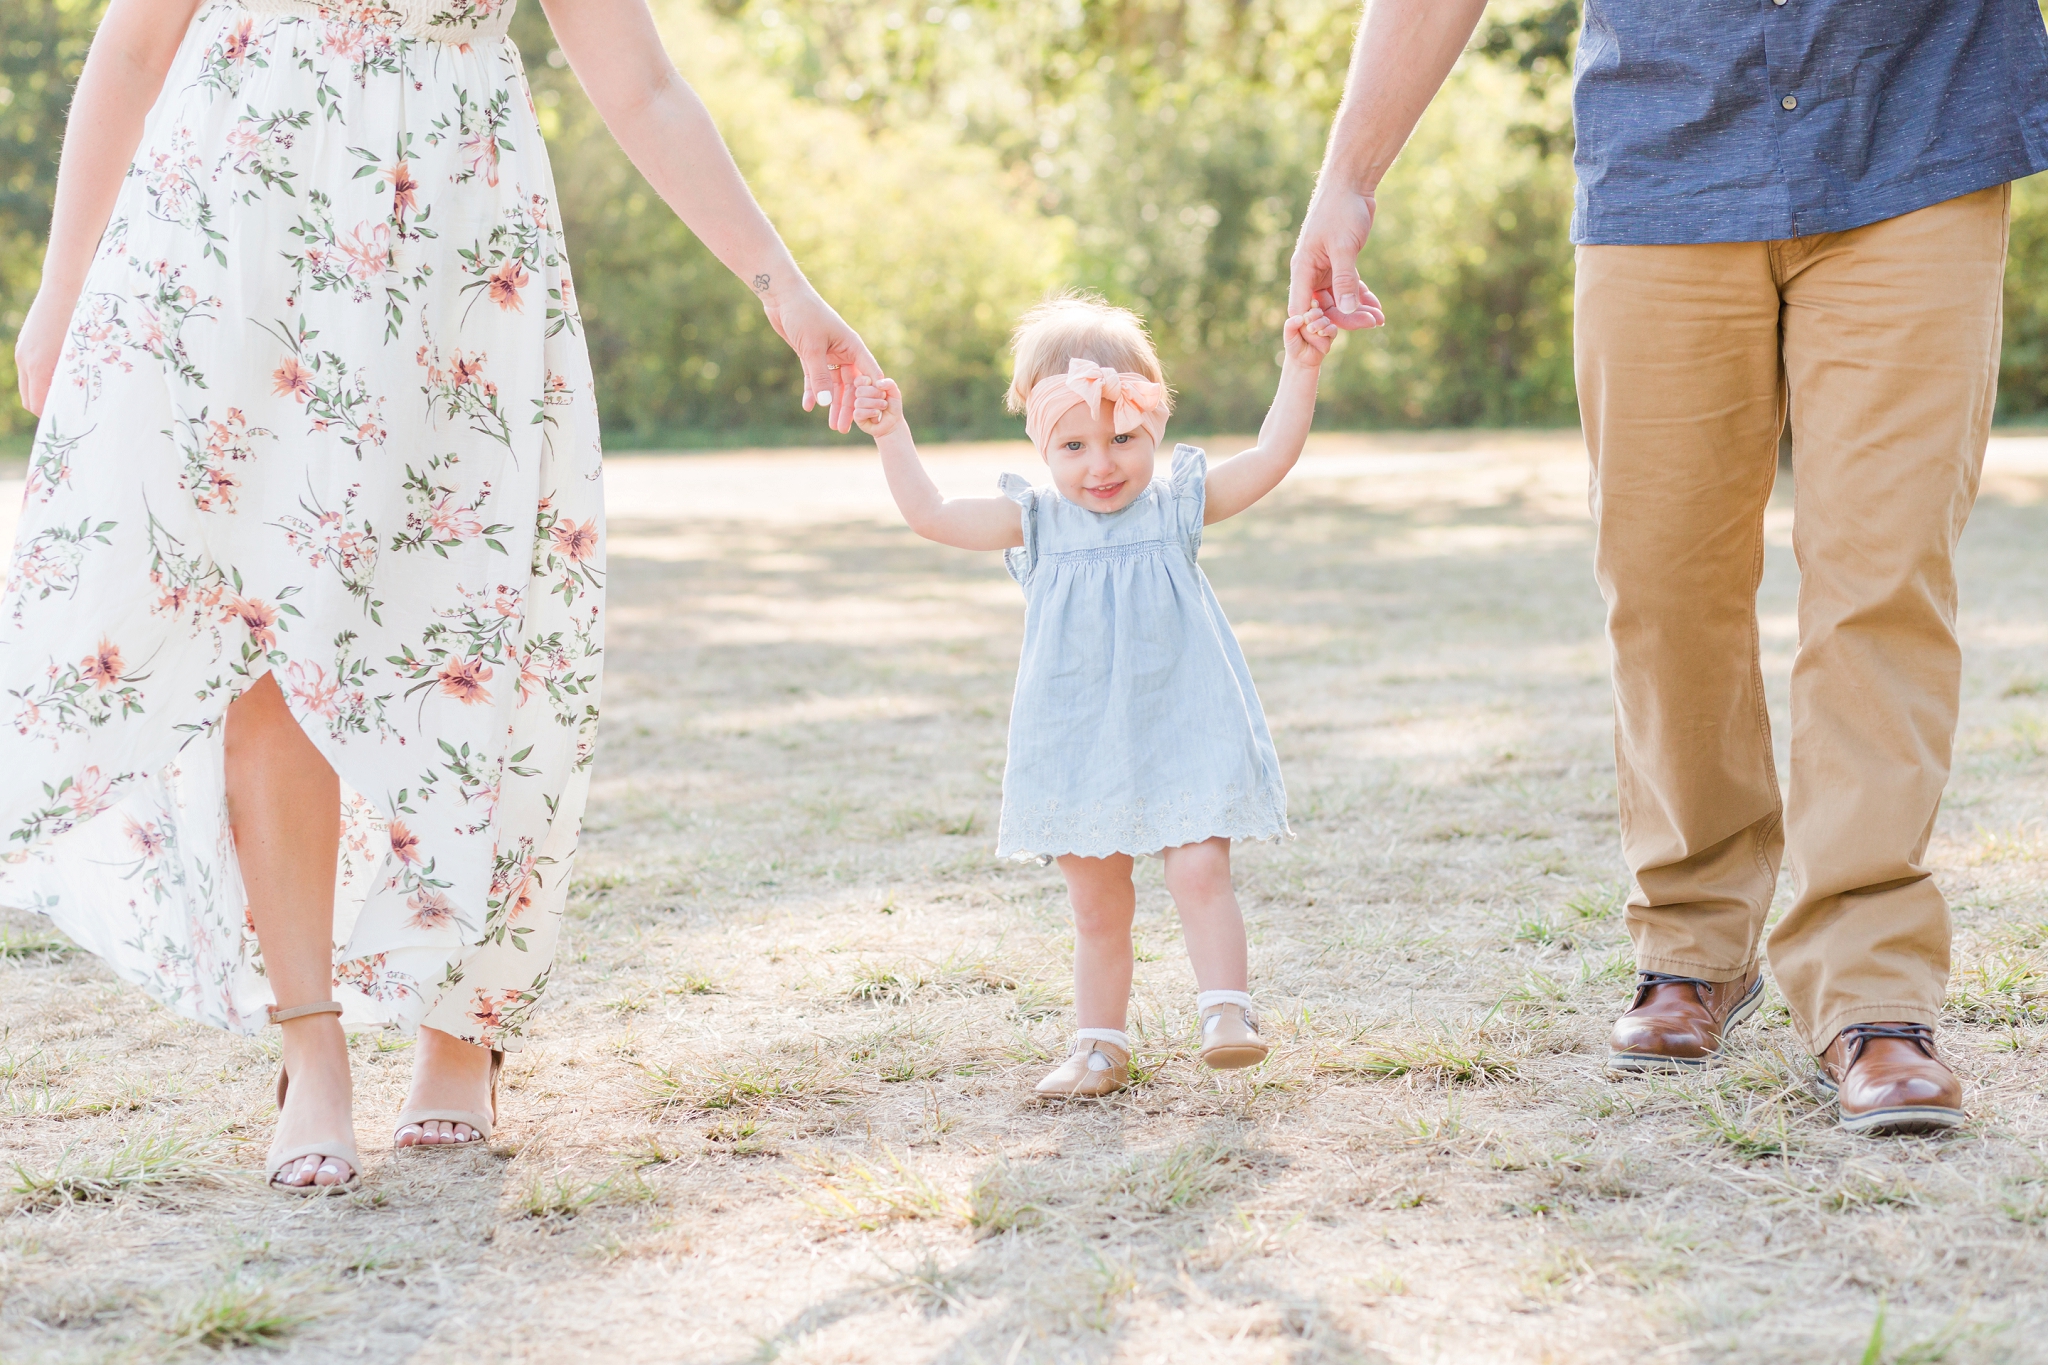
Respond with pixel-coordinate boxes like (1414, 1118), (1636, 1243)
(1074, 1027), (1131, 1064)
(1197, 990), (1253, 1013)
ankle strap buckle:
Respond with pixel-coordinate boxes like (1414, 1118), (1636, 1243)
(267, 1001), (344, 1025)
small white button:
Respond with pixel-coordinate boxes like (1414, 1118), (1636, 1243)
(1781, 94), (1798, 110)
(1773, 0), (1786, 6)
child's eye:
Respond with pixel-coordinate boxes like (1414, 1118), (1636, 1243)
(1112, 434), (1130, 444)
(1065, 441), (1083, 451)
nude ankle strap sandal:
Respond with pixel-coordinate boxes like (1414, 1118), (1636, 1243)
(265, 1001), (361, 1195)
(393, 1047), (503, 1149)
(1196, 991), (1270, 1070)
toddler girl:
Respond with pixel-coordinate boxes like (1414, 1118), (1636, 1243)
(851, 294), (1338, 1098)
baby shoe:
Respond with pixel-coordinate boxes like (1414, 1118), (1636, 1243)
(1034, 1028), (1131, 1099)
(1196, 990), (1269, 1070)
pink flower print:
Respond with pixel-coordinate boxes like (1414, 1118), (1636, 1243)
(486, 260), (529, 312)
(428, 496), (483, 541)
(124, 816), (168, 863)
(461, 129), (501, 187)
(550, 518), (597, 563)
(133, 306), (165, 355)
(435, 657), (493, 706)
(388, 161), (420, 222)
(528, 194), (551, 231)
(67, 766), (114, 818)
(222, 17), (256, 61)
(513, 647), (542, 704)
(81, 640), (125, 689)
(339, 221), (391, 284)
(449, 352), (486, 388)
(224, 596), (279, 650)
(467, 986), (521, 1034)
(406, 889), (457, 930)
(388, 819), (422, 866)
(285, 660), (340, 719)
(273, 357), (315, 401)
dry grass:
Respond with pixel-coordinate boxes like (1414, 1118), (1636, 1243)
(5, 432), (2048, 1363)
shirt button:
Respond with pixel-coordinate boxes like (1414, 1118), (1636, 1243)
(1773, 0), (1786, 6)
(1781, 94), (1799, 110)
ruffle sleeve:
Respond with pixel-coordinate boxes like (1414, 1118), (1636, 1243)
(999, 472), (1039, 585)
(1168, 444), (1208, 560)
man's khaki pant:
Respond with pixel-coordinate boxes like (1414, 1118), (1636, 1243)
(1574, 185), (2010, 1054)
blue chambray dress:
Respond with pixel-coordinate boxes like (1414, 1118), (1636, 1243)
(995, 444), (1290, 861)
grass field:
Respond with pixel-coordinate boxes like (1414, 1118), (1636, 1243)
(4, 432), (2048, 1364)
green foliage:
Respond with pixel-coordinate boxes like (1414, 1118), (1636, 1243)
(0, 0), (98, 442)
(9, 0), (2048, 443)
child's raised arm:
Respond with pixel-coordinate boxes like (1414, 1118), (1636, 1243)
(853, 377), (1026, 552)
(1203, 305), (1339, 524)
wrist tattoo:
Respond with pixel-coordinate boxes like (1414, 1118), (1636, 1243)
(750, 273), (771, 293)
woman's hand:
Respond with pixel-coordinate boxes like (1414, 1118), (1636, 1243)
(1283, 305), (1340, 369)
(757, 284), (881, 434)
(851, 374), (902, 438)
(14, 290), (72, 418)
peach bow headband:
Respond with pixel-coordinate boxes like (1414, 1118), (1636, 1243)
(1023, 358), (1170, 457)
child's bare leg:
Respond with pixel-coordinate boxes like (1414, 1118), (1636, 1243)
(1057, 853), (1137, 1029)
(1163, 837), (1266, 1067)
(1161, 837), (1247, 990)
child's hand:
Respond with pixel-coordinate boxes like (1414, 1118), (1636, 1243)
(1283, 305), (1340, 369)
(852, 374), (903, 438)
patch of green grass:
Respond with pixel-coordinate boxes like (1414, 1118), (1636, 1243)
(966, 1163), (1046, 1238)
(1698, 1100), (1793, 1163)
(1321, 1032), (1519, 1086)
(11, 1133), (216, 1208)
(664, 970), (720, 996)
(1512, 909), (1566, 948)
(2003, 676), (2048, 698)
(516, 1171), (656, 1221)
(1564, 885), (1626, 921)
(800, 1148), (966, 1229)
(640, 1050), (851, 1118)
(1107, 1137), (1250, 1216)
(0, 926), (77, 959)
(872, 1251), (969, 1316)
(1946, 952), (2047, 1025)
(158, 1276), (318, 1350)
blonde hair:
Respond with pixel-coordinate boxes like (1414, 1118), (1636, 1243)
(1005, 292), (1171, 415)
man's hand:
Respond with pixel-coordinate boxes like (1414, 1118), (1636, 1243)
(1289, 187), (1385, 331)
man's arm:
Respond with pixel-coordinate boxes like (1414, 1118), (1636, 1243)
(1289, 0), (1491, 322)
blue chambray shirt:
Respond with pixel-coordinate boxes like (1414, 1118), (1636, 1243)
(1572, 0), (2048, 245)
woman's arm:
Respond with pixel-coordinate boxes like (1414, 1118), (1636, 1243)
(14, 0), (203, 416)
(538, 0), (879, 429)
(1203, 308), (1338, 524)
(853, 377), (1023, 551)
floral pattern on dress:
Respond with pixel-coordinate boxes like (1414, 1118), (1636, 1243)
(0, 0), (602, 1051)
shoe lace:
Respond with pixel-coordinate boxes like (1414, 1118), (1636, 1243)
(1837, 1021), (1936, 1064)
(1632, 970), (1710, 1006)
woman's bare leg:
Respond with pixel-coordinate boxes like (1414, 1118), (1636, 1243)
(395, 1026), (496, 1146)
(225, 673), (352, 1187)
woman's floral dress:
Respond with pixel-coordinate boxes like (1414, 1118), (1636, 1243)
(0, 0), (603, 1050)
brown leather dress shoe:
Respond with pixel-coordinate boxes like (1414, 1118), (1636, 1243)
(1814, 1023), (1965, 1136)
(1607, 968), (1765, 1073)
